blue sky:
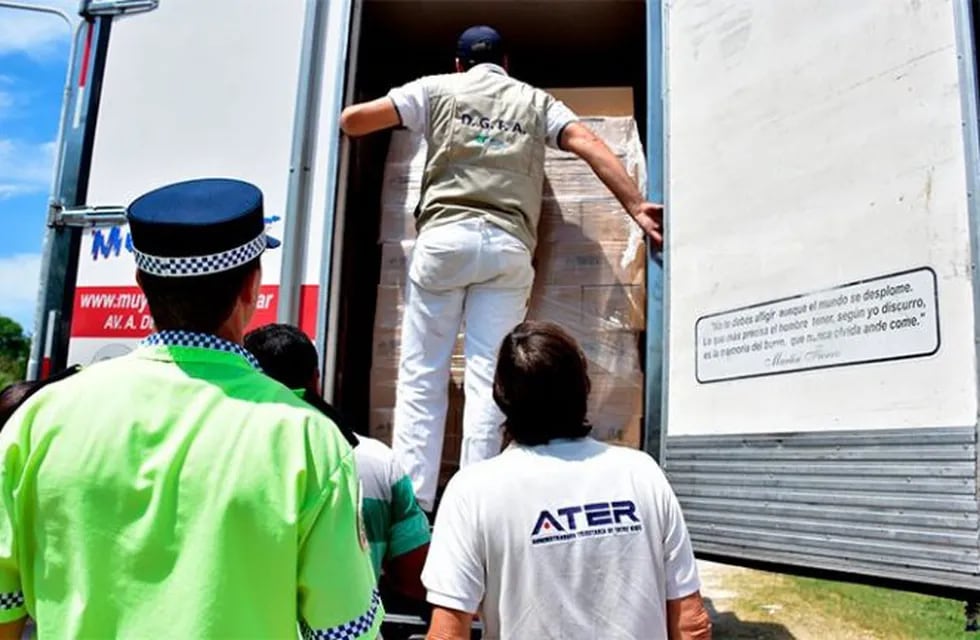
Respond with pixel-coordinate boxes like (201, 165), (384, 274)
(0, 1), (75, 334)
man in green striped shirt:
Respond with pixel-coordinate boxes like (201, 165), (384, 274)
(246, 324), (431, 601)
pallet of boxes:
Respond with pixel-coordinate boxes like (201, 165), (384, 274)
(370, 88), (647, 493)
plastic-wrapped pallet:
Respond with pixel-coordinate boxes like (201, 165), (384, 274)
(370, 112), (648, 481)
(531, 114), (647, 446)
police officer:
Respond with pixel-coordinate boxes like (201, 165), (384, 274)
(340, 25), (663, 512)
(0, 178), (382, 638)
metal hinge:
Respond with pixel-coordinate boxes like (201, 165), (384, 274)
(81, 0), (159, 18)
(54, 205), (128, 228)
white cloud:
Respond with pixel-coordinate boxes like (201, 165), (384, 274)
(0, 76), (20, 119)
(0, 90), (13, 116)
(0, 253), (41, 330)
(0, 138), (56, 199)
(0, 1), (77, 58)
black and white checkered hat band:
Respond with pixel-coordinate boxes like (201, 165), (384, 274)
(133, 233), (267, 277)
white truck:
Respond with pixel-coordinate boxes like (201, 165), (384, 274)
(18, 0), (980, 631)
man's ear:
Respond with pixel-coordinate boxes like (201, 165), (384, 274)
(502, 54), (510, 71)
(454, 57), (464, 73)
(135, 270), (144, 290)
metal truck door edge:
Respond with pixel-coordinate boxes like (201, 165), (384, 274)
(644, 0), (668, 463)
(20, 0), (157, 380)
(311, 0), (360, 402)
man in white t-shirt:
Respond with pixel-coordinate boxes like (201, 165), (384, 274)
(421, 322), (711, 640)
(339, 25), (664, 513)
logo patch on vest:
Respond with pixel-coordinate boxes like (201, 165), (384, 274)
(458, 112), (527, 135)
(356, 480), (369, 551)
(530, 500), (643, 546)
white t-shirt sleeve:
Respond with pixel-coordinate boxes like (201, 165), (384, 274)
(421, 474), (484, 613)
(387, 78), (429, 133)
(545, 97), (579, 150)
(660, 478), (702, 600)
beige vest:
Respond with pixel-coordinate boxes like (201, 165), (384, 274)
(417, 66), (552, 251)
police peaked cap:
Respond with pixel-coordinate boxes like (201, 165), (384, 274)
(126, 178), (280, 278)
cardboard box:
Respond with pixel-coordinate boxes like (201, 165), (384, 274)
(379, 130), (423, 243)
(589, 372), (643, 411)
(370, 365), (399, 409)
(527, 285), (583, 329)
(534, 241), (645, 287)
(371, 324), (466, 371)
(370, 379), (467, 492)
(371, 326), (402, 369)
(368, 408), (394, 445)
(375, 110), (648, 459)
(594, 415), (643, 448)
(543, 155), (633, 200)
(527, 284), (644, 331)
(539, 198), (636, 244)
(544, 87), (634, 118)
(545, 118), (642, 160)
(379, 241), (414, 285)
(379, 202), (418, 242)
(587, 371), (643, 448)
(439, 379), (466, 489)
(582, 284), (645, 331)
(374, 285), (405, 329)
(577, 330), (642, 378)
(385, 129), (428, 166)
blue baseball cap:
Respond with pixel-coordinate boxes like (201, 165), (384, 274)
(457, 25), (504, 65)
(127, 177), (280, 278)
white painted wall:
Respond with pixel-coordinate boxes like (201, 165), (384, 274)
(664, 0), (978, 434)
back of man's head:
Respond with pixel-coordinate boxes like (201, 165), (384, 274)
(138, 261), (260, 335)
(0, 365), (82, 428)
(493, 321), (592, 446)
(456, 25), (506, 70)
(245, 323), (359, 447)
(243, 323), (318, 391)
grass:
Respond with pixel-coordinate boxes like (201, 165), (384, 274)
(704, 561), (975, 639)
(783, 575), (971, 640)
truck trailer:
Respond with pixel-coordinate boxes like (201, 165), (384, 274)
(19, 0), (980, 630)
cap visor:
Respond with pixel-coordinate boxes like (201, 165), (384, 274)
(266, 235), (281, 249)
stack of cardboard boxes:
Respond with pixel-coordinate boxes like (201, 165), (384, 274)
(369, 88), (646, 490)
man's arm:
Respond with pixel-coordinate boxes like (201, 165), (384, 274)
(559, 121), (664, 247)
(667, 591), (712, 640)
(656, 461), (710, 639)
(384, 543), (429, 602)
(426, 607), (475, 640)
(421, 476), (484, 640)
(383, 469), (432, 602)
(339, 97), (401, 137)
(0, 619), (24, 640)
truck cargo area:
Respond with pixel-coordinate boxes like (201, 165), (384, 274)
(331, 0), (649, 430)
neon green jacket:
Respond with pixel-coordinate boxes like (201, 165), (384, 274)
(0, 334), (382, 638)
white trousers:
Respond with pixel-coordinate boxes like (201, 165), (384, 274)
(392, 217), (533, 510)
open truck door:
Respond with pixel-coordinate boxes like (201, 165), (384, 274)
(32, 0), (339, 371)
(660, 0), (980, 602)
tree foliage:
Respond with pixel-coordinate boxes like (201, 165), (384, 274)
(0, 316), (29, 389)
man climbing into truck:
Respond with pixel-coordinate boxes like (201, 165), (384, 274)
(340, 24), (663, 513)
